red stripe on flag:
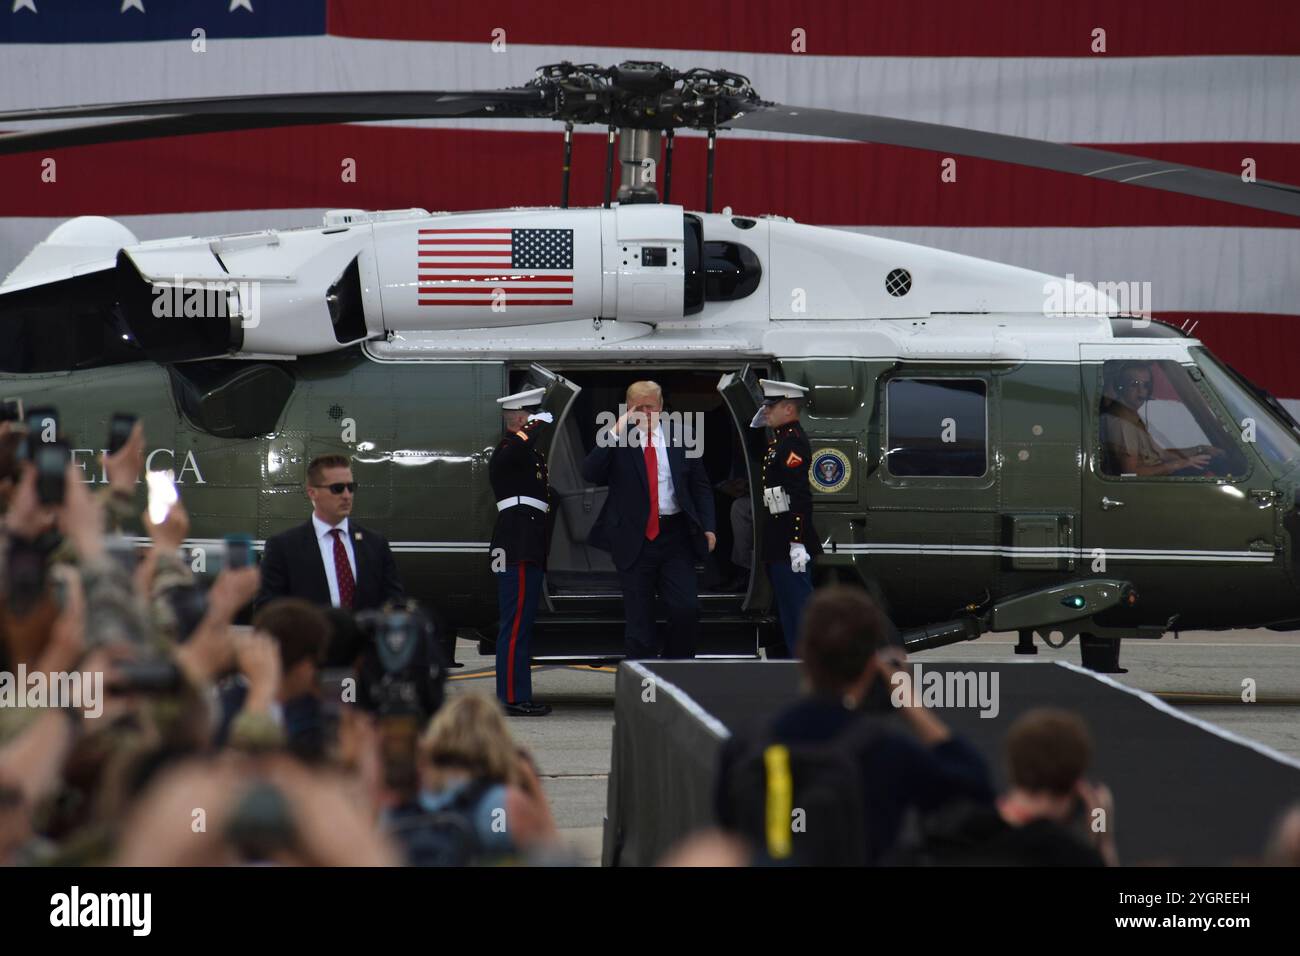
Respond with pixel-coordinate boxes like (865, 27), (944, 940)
(417, 238), (512, 245)
(326, 0), (1300, 57)
(415, 262), (525, 269)
(418, 228), (513, 234)
(417, 274), (574, 281)
(1171, 313), (1300, 398)
(417, 299), (573, 306)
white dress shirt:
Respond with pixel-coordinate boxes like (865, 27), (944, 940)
(312, 513), (357, 607)
(652, 421), (680, 515)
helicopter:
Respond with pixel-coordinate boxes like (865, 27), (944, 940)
(3, 60), (1300, 673)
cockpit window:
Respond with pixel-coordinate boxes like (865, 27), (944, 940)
(1098, 360), (1247, 479)
(1191, 349), (1300, 471)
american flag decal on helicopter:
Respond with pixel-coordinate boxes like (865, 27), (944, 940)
(416, 227), (574, 307)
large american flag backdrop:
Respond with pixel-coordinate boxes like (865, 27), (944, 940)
(2, 1), (1298, 397)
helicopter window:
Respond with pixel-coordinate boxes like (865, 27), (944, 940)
(885, 378), (987, 477)
(168, 361), (294, 439)
(1099, 360), (1247, 478)
(1190, 350), (1300, 470)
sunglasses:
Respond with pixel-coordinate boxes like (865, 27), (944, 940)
(1121, 379), (1153, 391)
(313, 481), (357, 495)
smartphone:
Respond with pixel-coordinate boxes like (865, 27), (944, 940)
(146, 469), (178, 525)
(224, 533), (254, 570)
(107, 413), (137, 455)
(34, 440), (70, 506)
(0, 398), (21, 423)
(19, 405), (58, 461)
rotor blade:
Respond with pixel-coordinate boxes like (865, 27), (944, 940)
(0, 89), (545, 123)
(727, 104), (1300, 218)
(0, 90), (547, 155)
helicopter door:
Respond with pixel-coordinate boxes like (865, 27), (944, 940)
(717, 367), (773, 612)
(1079, 346), (1280, 618)
(525, 362), (581, 461)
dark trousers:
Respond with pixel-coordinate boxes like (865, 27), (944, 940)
(618, 515), (700, 659)
(495, 563), (543, 703)
(767, 561), (814, 657)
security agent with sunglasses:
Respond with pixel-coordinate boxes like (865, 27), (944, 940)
(488, 388), (554, 716)
(256, 454), (405, 612)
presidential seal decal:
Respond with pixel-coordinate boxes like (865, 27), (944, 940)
(810, 448), (851, 493)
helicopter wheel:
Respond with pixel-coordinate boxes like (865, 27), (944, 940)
(1078, 633), (1127, 674)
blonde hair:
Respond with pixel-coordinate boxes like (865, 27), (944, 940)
(626, 380), (663, 406)
(418, 694), (522, 787)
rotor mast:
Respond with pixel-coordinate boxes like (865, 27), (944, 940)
(528, 62), (759, 209)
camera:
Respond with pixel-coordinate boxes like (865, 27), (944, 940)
(354, 604), (448, 798)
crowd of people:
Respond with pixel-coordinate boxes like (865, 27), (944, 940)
(0, 413), (1296, 868)
(0, 418), (558, 866)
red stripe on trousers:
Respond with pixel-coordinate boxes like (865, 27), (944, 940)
(507, 563), (525, 703)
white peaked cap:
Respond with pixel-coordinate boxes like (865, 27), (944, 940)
(496, 387), (546, 410)
(758, 379), (809, 403)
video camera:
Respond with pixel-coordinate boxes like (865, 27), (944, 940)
(352, 603), (449, 799)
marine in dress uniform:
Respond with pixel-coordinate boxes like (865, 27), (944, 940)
(753, 379), (822, 657)
(489, 387), (554, 716)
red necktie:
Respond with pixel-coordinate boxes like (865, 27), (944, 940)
(643, 437), (660, 541)
(331, 528), (356, 609)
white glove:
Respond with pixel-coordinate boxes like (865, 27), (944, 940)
(790, 542), (810, 574)
(527, 411), (554, 424)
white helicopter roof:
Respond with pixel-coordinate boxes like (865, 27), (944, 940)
(3, 204), (1175, 365)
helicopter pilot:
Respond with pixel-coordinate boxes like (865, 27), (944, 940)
(1101, 361), (1226, 478)
(754, 379), (821, 657)
(488, 387), (554, 717)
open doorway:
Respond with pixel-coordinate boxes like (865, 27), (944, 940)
(512, 366), (766, 602)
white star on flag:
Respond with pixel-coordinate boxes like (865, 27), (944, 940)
(11, 0), (37, 13)
(121, 0), (144, 11)
(229, 0), (253, 11)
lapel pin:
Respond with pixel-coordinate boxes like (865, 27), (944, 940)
(354, 532), (362, 541)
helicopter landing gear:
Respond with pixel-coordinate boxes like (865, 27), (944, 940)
(1014, 629), (1037, 655)
(1078, 633), (1127, 674)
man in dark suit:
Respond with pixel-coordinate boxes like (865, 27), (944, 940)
(256, 454), (405, 613)
(582, 381), (716, 659)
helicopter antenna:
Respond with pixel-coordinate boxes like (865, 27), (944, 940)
(602, 125), (616, 208)
(663, 129), (675, 203)
(705, 127), (717, 213)
(1186, 320), (1200, 336)
(560, 123), (574, 208)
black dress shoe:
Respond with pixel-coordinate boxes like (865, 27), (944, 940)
(503, 701), (552, 717)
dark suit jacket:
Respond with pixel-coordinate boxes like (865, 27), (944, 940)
(255, 519), (405, 612)
(582, 430), (716, 572)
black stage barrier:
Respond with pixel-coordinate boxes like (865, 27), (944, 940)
(602, 660), (1300, 866)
